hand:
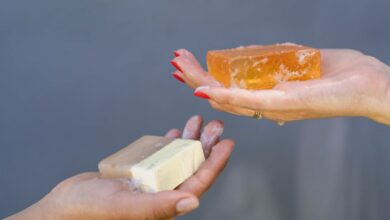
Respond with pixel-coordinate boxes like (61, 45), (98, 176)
(7, 115), (234, 220)
(171, 49), (390, 125)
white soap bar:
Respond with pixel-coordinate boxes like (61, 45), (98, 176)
(98, 135), (205, 192)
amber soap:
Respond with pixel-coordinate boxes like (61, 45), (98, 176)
(98, 135), (205, 192)
(206, 43), (321, 90)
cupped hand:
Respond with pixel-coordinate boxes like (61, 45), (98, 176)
(171, 49), (390, 125)
(8, 115), (233, 220)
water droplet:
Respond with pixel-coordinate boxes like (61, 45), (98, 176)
(277, 121), (285, 126)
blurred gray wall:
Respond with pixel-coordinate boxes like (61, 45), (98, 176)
(1, 0), (390, 219)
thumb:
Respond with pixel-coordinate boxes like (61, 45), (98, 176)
(118, 191), (199, 219)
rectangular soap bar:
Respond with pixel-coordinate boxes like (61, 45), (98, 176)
(207, 43), (321, 90)
(98, 135), (205, 192)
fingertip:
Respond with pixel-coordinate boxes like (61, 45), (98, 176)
(211, 119), (224, 127)
(182, 115), (204, 139)
(205, 119), (224, 136)
(165, 128), (182, 138)
(176, 48), (193, 57)
(224, 139), (236, 147)
(170, 59), (183, 72)
(225, 138), (236, 146)
(216, 139), (236, 151)
(172, 71), (185, 83)
(144, 190), (197, 219)
(194, 86), (213, 98)
(189, 114), (203, 122)
(176, 196), (200, 216)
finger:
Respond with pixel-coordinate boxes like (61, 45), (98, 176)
(178, 139), (234, 197)
(164, 128), (182, 139)
(210, 100), (310, 122)
(114, 190), (199, 219)
(174, 48), (197, 60)
(171, 50), (221, 88)
(171, 71), (185, 84)
(172, 71), (198, 88)
(182, 115), (203, 140)
(200, 120), (224, 158)
(209, 100), (254, 117)
(195, 86), (293, 111)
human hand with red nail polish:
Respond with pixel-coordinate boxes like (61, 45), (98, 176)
(6, 115), (234, 220)
(171, 48), (390, 126)
(170, 49), (221, 88)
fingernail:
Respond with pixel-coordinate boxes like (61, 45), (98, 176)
(172, 72), (185, 83)
(176, 197), (199, 214)
(170, 60), (183, 72)
(194, 90), (210, 99)
(174, 51), (180, 57)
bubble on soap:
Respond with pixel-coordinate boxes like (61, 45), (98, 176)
(231, 68), (240, 77)
(260, 57), (269, 64)
(273, 63), (305, 83)
(239, 79), (247, 88)
(274, 73), (284, 83)
(296, 50), (315, 65)
(276, 42), (302, 47)
(252, 57), (268, 67)
(119, 178), (142, 192)
(229, 55), (245, 64)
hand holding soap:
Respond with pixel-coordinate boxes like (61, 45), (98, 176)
(207, 43), (321, 90)
(98, 136), (205, 192)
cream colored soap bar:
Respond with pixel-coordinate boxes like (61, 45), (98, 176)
(98, 135), (205, 192)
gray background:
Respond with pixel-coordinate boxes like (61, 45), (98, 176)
(1, 0), (390, 219)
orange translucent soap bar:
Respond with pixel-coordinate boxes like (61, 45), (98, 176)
(206, 43), (321, 90)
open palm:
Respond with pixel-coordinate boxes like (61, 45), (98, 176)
(16, 116), (233, 220)
(171, 48), (390, 124)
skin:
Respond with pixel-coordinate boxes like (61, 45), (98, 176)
(172, 48), (390, 126)
(6, 115), (234, 220)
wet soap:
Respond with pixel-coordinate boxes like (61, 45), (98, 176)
(207, 43), (321, 90)
(98, 135), (205, 192)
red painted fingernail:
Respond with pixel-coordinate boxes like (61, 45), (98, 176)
(170, 60), (183, 72)
(172, 72), (185, 83)
(194, 91), (210, 99)
(174, 51), (180, 57)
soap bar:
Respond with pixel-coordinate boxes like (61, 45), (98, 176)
(206, 43), (321, 90)
(98, 135), (205, 192)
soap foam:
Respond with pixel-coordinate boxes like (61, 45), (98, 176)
(119, 178), (143, 192)
(200, 123), (224, 157)
(273, 63), (305, 83)
(252, 57), (268, 67)
(296, 50), (315, 65)
(276, 42), (302, 47)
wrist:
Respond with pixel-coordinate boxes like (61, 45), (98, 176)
(6, 194), (62, 220)
(368, 68), (390, 126)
